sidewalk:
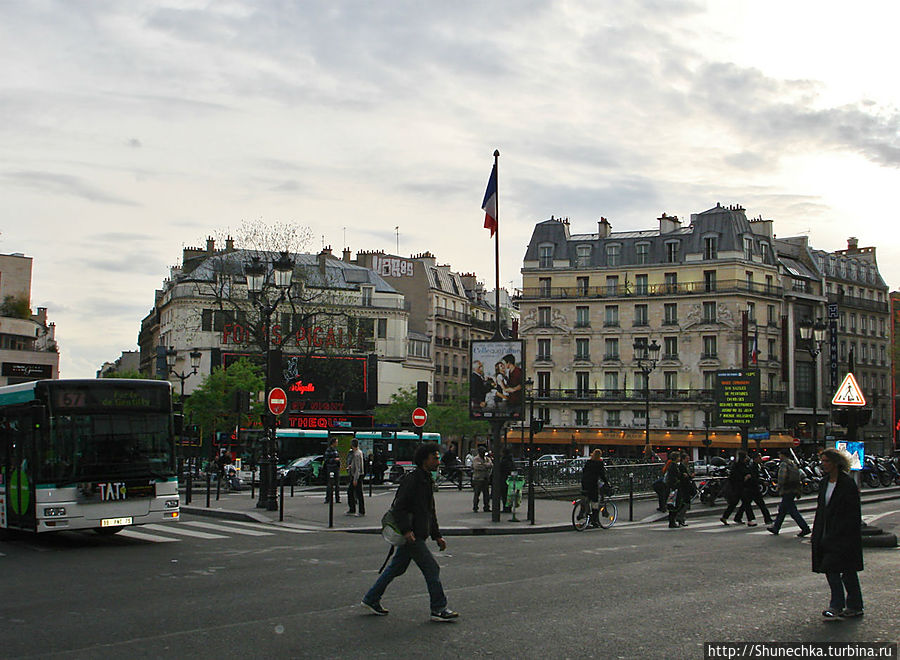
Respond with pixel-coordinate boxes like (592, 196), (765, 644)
(180, 482), (900, 536)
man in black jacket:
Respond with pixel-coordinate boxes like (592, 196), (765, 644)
(362, 443), (459, 622)
(322, 438), (341, 504)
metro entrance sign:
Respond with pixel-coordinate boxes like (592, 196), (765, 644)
(267, 387), (288, 416)
(412, 407), (428, 427)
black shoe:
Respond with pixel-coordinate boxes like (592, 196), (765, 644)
(766, 526), (778, 535)
(822, 609), (841, 621)
(483, 508), (491, 512)
(362, 600), (389, 616)
(839, 608), (863, 618)
(473, 507), (478, 512)
(797, 529), (811, 538)
(678, 521), (688, 527)
(431, 608), (459, 622)
(719, 517), (729, 526)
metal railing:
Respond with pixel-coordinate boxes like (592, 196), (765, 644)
(519, 278), (784, 301)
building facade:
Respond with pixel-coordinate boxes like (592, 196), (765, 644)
(354, 251), (503, 403)
(0, 253), (59, 385)
(518, 206), (800, 454)
(138, 239), (432, 428)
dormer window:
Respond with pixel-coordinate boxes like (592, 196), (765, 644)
(575, 245), (591, 267)
(606, 244), (621, 266)
(539, 244), (554, 268)
(703, 236), (718, 260)
(665, 241), (680, 263)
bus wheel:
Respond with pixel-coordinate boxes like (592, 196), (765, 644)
(95, 526), (123, 535)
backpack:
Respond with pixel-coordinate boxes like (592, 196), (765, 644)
(783, 460), (801, 492)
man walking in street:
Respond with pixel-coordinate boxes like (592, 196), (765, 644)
(362, 442), (459, 622)
(323, 437), (341, 504)
(767, 448), (811, 537)
(346, 438), (365, 517)
(470, 445), (492, 512)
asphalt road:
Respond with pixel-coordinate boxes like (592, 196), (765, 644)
(2, 500), (899, 659)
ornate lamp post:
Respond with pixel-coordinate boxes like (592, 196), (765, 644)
(167, 348), (202, 399)
(633, 337), (660, 457)
(799, 317), (827, 447)
(244, 251), (294, 511)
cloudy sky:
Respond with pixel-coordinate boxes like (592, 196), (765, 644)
(3, 1), (900, 378)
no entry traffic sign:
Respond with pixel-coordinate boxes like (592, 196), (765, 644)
(412, 407), (428, 427)
(267, 387), (288, 416)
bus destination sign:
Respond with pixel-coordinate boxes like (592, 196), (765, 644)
(715, 370), (760, 426)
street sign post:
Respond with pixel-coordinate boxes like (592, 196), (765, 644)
(267, 387), (288, 416)
(832, 373), (866, 406)
(412, 407), (428, 428)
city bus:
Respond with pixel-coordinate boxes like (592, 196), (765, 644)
(0, 379), (180, 534)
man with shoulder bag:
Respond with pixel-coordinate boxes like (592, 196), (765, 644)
(767, 448), (811, 537)
(362, 442), (459, 622)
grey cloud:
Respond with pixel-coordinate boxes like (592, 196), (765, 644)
(2, 171), (139, 206)
(128, 138), (142, 148)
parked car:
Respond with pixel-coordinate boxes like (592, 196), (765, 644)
(278, 455), (324, 486)
(535, 454), (567, 463)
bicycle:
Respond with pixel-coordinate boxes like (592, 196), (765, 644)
(572, 489), (617, 531)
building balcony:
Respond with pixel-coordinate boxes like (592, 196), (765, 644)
(530, 388), (787, 404)
(518, 278), (784, 301)
(827, 292), (889, 313)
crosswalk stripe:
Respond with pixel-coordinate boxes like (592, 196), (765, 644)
(220, 519), (318, 534)
(180, 520), (273, 536)
(142, 524), (227, 539)
(119, 529), (180, 543)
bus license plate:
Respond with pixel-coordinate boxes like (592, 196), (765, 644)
(101, 517), (133, 527)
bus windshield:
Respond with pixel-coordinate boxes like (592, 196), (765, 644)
(42, 411), (175, 484)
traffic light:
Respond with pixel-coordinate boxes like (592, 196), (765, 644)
(231, 389), (250, 414)
(530, 418), (544, 434)
(417, 381), (428, 408)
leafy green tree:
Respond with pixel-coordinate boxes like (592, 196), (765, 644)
(374, 382), (489, 449)
(0, 295), (31, 319)
(183, 359), (264, 442)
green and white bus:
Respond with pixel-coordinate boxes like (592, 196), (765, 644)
(0, 379), (180, 534)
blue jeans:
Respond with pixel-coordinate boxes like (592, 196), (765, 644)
(364, 539), (447, 612)
(826, 571), (863, 611)
(771, 494), (810, 533)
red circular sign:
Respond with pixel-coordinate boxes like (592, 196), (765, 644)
(412, 407), (427, 427)
(792, 437), (801, 447)
(267, 387), (288, 416)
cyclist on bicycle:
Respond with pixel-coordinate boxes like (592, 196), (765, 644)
(581, 449), (610, 527)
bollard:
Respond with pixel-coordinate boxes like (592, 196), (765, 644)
(206, 473), (211, 508)
(216, 473), (221, 501)
(628, 472), (634, 522)
(279, 482), (285, 522)
(368, 472), (373, 498)
(250, 469), (255, 499)
(290, 481), (294, 498)
(327, 473), (334, 529)
(186, 469), (193, 505)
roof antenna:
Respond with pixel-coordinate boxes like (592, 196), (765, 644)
(395, 226), (399, 254)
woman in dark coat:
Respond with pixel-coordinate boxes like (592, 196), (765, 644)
(811, 448), (864, 620)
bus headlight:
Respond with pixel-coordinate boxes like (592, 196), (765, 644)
(165, 499), (179, 509)
(43, 507), (67, 517)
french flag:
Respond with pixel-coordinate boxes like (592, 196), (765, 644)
(481, 164), (498, 237)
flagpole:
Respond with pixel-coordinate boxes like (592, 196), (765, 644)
(492, 149), (502, 340)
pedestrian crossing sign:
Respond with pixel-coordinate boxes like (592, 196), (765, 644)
(831, 373), (866, 406)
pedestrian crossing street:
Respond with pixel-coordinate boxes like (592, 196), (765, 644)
(649, 518), (810, 537)
(116, 518), (323, 543)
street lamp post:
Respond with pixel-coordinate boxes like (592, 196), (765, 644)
(799, 317), (827, 447)
(167, 348), (202, 479)
(167, 348), (203, 400)
(633, 338), (660, 458)
(525, 377), (536, 525)
(244, 251), (294, 511)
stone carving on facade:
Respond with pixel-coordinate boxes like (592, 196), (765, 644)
(683, 303), (701, 329)
(717, 302), (735, 328)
